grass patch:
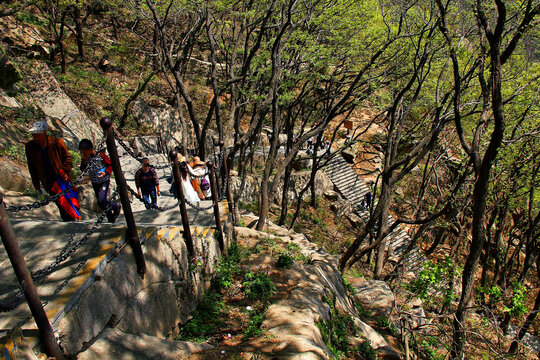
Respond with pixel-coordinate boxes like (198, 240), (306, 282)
(243, 307), (267, 339)
(211, 241), (247, 292)
(177, 292), (225, 342)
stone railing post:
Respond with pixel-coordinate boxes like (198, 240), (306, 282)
(100, 117), (146, 277)
(169, 150), (194, 256)
(207, 161), (223, 252)
(0, 197), (64, 360)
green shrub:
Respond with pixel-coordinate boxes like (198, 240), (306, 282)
(0, 145), (25, 162)
(295, 252), (312, 264)
(355, 303), (371, 319)
(276, 253), (294, 268)
(242, 272), (276, 301)
(211, 241), (245, 292)
(356, 340), (377, 360)
(342, 276), (356, 295)
(406, 256), (460, 307)
(376, 316), (398, 336)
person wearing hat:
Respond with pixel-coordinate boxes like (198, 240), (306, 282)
(178, 155), (200, 203)
(189, 156), (211, 200)
(25, 119), (74, 221)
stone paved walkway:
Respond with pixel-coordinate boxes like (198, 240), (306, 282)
(0, 144), (228, 355)
(323, 155), (426, 274)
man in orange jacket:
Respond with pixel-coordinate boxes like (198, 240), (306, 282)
(25, 119), (74, 221)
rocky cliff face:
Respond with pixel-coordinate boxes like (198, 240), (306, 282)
(15, 60), (103, 149)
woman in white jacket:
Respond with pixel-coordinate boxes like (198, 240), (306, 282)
(178, 155), (200, 203)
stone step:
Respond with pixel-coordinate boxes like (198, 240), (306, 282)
(324, 156), (422, 277)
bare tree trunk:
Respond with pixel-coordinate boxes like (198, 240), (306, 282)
(450, 1), (509, 356)
(58, 10), (67, 74)
(71, 5), (85, 60)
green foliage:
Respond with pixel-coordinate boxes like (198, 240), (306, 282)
(14, 10), (47, 28)
(239, 200), (258, 214)
(276, 242), (312, 267)
(243, 307), (267, 339)
(407, 257), (460, 307)
(69, 150), (81, 178)
(242, 272), (276, 301)
(276, 253), (294, 268)
(177, 292), (225, 342)
(503, 280), (528, 318)
(317, 295), (356, 358)
(376, 316), (398, 336)
(355, 340), (377, 360)
(355, 303), (371, 320)
(0, 145), (25, 162)
(211, 241), (246, 292)
(294, 252), (312, 265)
(342, 276), (356, 295)
(420, 336), (446, 360)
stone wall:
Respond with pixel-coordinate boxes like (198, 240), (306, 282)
(55, 224), (232, 357)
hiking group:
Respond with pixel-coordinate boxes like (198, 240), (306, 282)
(25, 119), (212, 222)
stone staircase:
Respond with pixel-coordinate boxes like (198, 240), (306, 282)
(0, 144), (230, 358)
(323, 155), (425, 274)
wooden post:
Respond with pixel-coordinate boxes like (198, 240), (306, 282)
(218, 141), (233, 213)
(207, 161), (223, 252)
(0, 197), (64, 360)
(169, 150), (194, 256)
(100, 117), (146, 277)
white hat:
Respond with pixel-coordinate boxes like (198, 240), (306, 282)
(28, 121), (48, 133)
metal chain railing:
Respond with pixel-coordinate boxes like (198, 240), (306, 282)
(31, 191), (118, 283)
(114, 133), (171, 170)
(184, 197), (215, 211)
(4, 134), (108, 213)
(12, 233), (104, 328)
(0, 190), (115, 314)
(185, 165), (210, 179)
(217, 174), (228, 202)
(125, 184), (180, 212)
(0, 281), (26, 313)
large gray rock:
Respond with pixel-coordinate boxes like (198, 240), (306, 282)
(330, 199), (354, 216)
(0, 88), (21, 108)
(238, 220), (399, 359)
(0, 159), (32, 193)
(353, 280), (395, 319)
(17, 60), (102, 149)
(347, 213), (364, 229)
(77, 328), (213, 360)
(131, 99), (185, 151)
(0, 17), (49, 57)
(131, 136), (162, 156)
(351, 318), (400, 359)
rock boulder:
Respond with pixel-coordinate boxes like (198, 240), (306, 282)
(353, 280), (395, 319)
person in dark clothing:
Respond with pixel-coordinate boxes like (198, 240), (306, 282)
(135, 158), (160, 209)
(362, 191), (372, 211)
(79, 139), (121, 223)
(25, 120), (75, 221)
